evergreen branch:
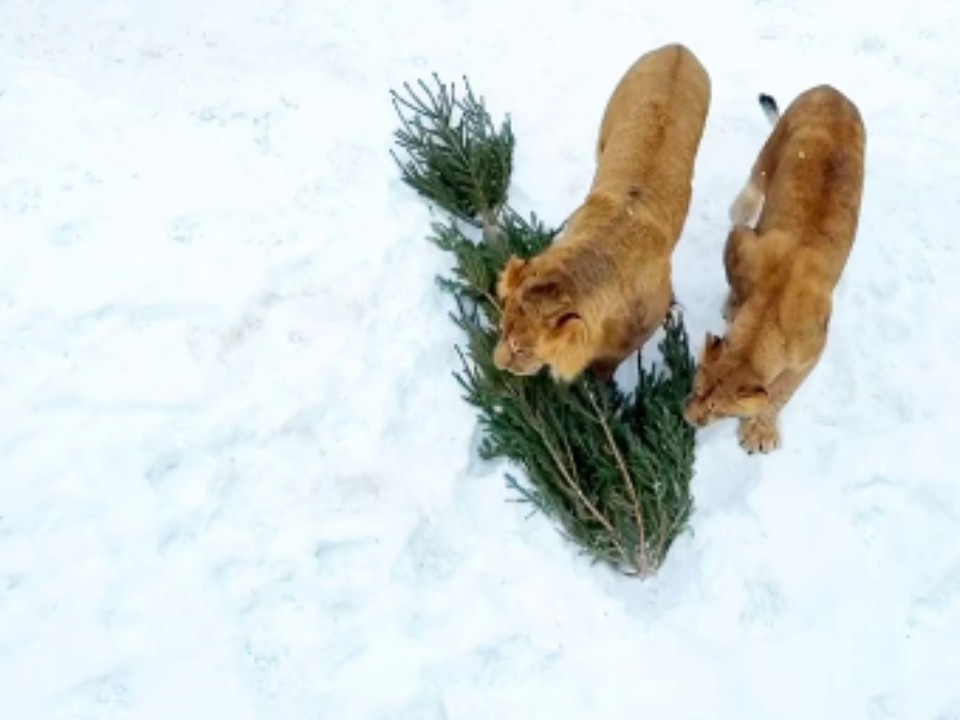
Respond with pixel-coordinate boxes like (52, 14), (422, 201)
(585, 387), (649, 576)
(391, 74), (514, 226)
(391, 72), (697, 577)
(522, 397), (635, 570)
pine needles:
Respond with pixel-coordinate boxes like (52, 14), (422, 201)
(391, 74), (514, 229)
(391, 73), (696, 577)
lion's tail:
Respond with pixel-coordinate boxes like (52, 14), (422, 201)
(758, 93), (780, 126)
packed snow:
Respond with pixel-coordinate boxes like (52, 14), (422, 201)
(2, 0), (959, 718)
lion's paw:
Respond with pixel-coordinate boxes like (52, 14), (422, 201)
(738, 416), (781, 454)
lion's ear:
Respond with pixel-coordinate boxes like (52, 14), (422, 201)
(522, 271), (574, 320)
(497, 256), (528, 299)
(545, 315), (591, 383)
(701, 332), (725, 364)
(552, 311), (582, 330)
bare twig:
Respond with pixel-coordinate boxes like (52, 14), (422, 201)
(586, 388), (649, 575)
(507, 384), (634, 569)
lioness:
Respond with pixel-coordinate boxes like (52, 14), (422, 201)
(684, 85), (866, 453)
(493, 43), (711, 382)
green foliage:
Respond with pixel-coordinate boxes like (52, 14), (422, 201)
(391, 74), (514, 228)
(391, 73), (697, 577)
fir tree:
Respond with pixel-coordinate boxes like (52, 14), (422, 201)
(391, 74), (697, 577)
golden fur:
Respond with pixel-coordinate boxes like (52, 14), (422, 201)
(493, 43), (711, 382)
(684, 85), (866, 453)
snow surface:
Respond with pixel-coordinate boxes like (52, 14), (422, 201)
(2, 0), (960, 718)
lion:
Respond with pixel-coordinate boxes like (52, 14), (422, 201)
(493, 43), (711, 382)
(684, 85), (866, 453)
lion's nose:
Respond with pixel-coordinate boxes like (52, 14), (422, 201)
(682, 401), (702, 427)
(493, 342), (512, 370)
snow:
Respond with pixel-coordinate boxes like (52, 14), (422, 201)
(2, 0), (959, 717)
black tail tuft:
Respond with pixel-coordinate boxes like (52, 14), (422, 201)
(758, 93), (780, 125)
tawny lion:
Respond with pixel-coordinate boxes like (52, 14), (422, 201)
(684, 85), (866, 453)
(493, 43), (711, 382)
